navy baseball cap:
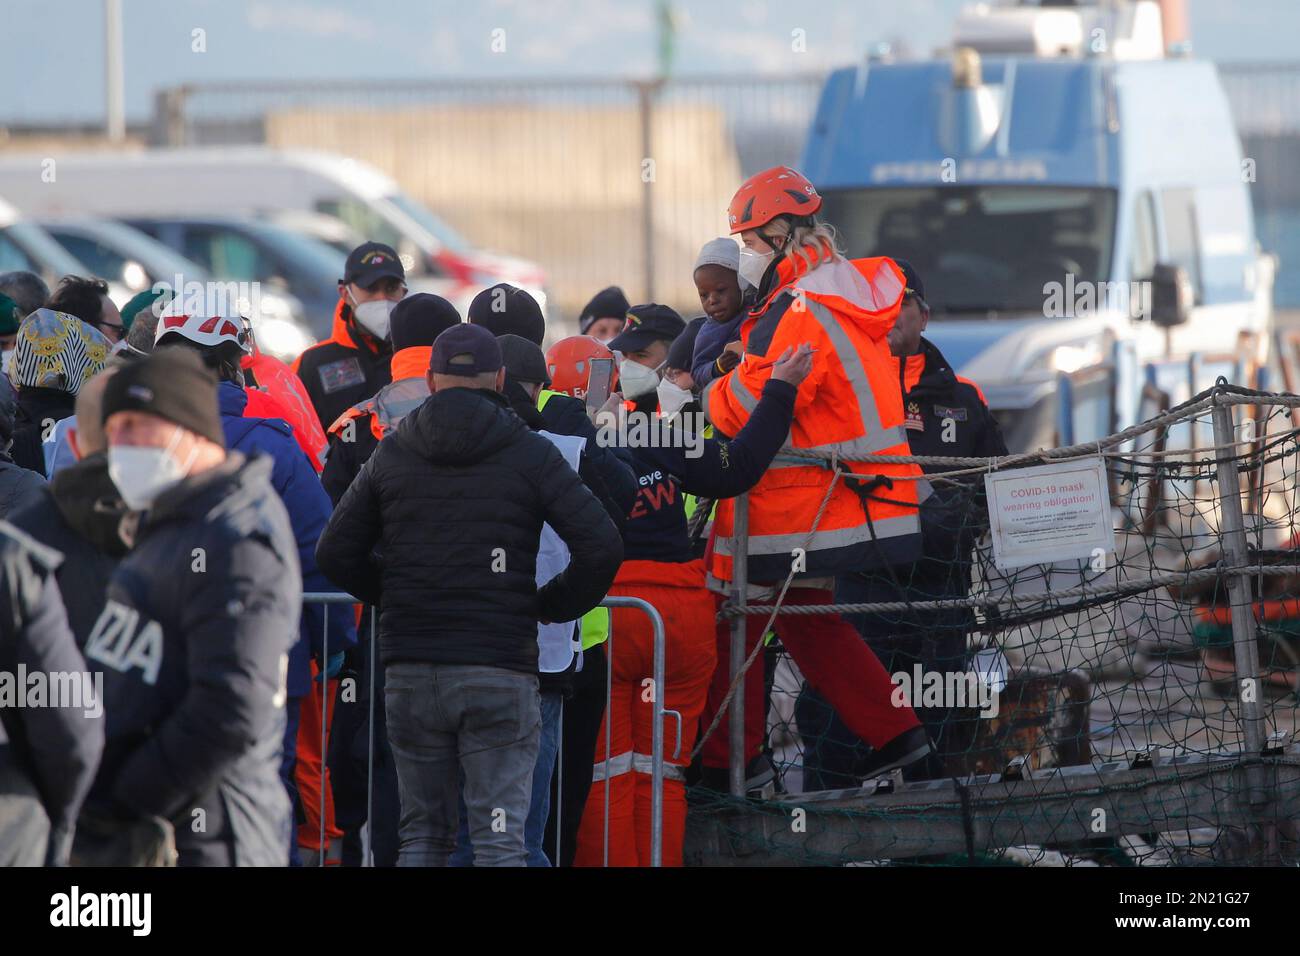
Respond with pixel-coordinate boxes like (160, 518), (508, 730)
(608, 304), (685, 354)
(429, 323), (502, 376)
(342, 241), (405, 287)
(894, 258), (926, 303)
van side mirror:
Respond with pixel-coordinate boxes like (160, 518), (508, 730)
(1148, 263), (1193, 328)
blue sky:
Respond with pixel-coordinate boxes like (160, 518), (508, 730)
(2, 0), (1294, 124)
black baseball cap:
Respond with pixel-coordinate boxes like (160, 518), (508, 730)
(342, 241), (405, 288)
(894, 258), (926, 304)
(608, 304), (685, 354)
(429, 323), (502, 377)
(498, 333), (550, 386)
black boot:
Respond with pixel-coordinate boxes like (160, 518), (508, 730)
(860, 726), (932, 780)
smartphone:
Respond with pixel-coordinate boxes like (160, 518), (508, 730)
(585, 357), (614, 413)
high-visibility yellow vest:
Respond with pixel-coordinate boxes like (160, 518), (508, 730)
(538, 388), (610, 650)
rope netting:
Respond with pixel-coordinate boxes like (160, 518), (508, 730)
(685, 383), (1300, 866)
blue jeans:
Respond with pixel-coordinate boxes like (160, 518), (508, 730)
(451, 689), (562, 867)
(385, 662), (540, 866)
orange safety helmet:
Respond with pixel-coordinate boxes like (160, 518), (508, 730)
(727, 165), (822, 235)
(545, 335), (617, 398)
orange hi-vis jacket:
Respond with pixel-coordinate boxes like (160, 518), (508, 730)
(702, 248), (924, 583)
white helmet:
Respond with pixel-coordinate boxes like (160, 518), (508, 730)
(154, 312), (252, 354)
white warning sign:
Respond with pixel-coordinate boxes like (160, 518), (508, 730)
(984, 458), (1115, 571)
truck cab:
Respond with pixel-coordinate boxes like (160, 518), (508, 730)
(802, 0), (1272, 450)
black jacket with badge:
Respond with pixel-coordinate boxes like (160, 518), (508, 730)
(83, 453), (301, 866)
(897, 337), (1008, 592)
(293, 302), (393, 433)
(316, 386), (624, 674)
(7, 453), (130, 647)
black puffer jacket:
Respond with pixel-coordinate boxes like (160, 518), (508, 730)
(7, 453), (129, 646)
(316, 386), (624, 674)
(11, 387), (75, 477)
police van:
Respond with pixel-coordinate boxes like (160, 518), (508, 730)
(802, 0), (1272, 450)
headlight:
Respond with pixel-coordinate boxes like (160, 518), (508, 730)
(255, 318), (315, 361)
(1050, 342), (1103, 374)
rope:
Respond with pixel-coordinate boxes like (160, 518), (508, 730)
(689, 454), (846, 761)
(719, 563), (1300, 617)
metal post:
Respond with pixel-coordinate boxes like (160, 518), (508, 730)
(553, 695), (564, 865)
(1210, 396), (1268, 804)
(598, 596), (667, 866)
(104, 0), (125, 141)
(729, 494), (749, 797)
(319, 608), (328, 865)
(649, 603), (666, 867)
(603, 622), (612, 867)
(637, 81), (656, 302)
(365, 607), (376, 866)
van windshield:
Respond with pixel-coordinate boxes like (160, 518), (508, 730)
(818, 186), (1117, 315)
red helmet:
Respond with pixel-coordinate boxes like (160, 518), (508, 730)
(727, 165), (822, 235)
(545, 336), (616, 398)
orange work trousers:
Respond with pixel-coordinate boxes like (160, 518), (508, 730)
(574, 559), (717, 867)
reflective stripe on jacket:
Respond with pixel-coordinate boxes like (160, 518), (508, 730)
(703, 250), (923, 583)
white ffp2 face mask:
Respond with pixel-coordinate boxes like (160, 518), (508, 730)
(738, 247), (775, 290)
(107, 425), (198, 511)
(618, 358), (661, 400)
(656, 378), (694, 416)
(351, 297), (396, 340)
(1, 349), (12, 376)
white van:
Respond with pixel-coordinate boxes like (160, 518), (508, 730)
(0, 148), (547, 318)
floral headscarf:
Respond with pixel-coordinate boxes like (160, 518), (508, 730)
(11, 308), (110, 393)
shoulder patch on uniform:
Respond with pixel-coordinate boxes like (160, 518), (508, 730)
(318, 357), (366, 395)
(904, 400), (925, 431)
(934, 405), (968, 421)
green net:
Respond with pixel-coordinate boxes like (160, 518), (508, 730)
(686, 383), (1300, 866)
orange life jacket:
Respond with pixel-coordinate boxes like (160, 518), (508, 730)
(702, 248), (924, 583)
(244, 350), (329, 471)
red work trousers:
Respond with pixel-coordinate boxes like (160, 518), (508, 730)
(700, 587), (919, 769)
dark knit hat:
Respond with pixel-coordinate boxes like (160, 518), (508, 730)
(0, 293), (22, 336)
(120, 287), (172, 333)
(468, 283), (545, 345)
(578, 286), (630, 335)
(498, 333), (550, 386)
(101, 346), (225, 447)
(391, 293), (461, 352)
(666, 315), (706, 373)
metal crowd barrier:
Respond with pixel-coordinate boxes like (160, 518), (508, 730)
(301, 593), (670, 867)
